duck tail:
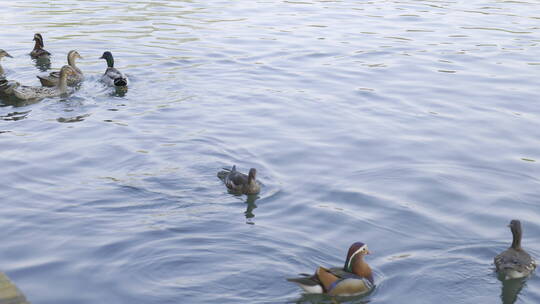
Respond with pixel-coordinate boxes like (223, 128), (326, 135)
(287, 274), (324, 294)
(114, 78), (127, 87)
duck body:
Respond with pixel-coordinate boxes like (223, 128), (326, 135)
(495, 220), (536, 280)
(6, 65), (75, 101)
(38, 50), (83, 87)
(217, 165), (261, 195)
(30, 33), (51, 59)
(288, 242), (374, 296)
(99, 51), (128, 87)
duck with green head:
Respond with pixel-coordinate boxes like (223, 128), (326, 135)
(5, 65), (76, 101)
(217, 166), (261, 195)
(99, 51), (128, 88)
(30, 33), (51, 59)
(38, 50), (84, 87)
(287, 242), (374, 296)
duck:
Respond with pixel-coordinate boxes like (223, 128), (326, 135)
(217, 166), (261, 195)
(494, 219), (536, 280)
(4, 65), (76, 101)
(287, 242), (374, 296)
(99, 51), (128, 87)
(30, 33), (51, 59)
(38, 50), (84, 87)
(0, 49), (13, 77)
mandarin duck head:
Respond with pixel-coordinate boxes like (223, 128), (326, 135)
(343, 242), (373, 284)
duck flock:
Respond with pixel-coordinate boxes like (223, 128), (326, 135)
(0, 33), (128, 102)
(0, 33), (537, 299)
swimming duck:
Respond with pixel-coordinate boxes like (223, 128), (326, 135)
(0, 49), (13, 77)
(99, 51), (128, 87)
(38, 50), (84, 87)
(30, 33), (51, 59)
(287, 242), (374, 296)
(494, 219), (536, 280)
(5, 65), (76, 101)
(217, 166), (261, 195)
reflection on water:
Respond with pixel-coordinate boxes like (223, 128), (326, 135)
(244, 194), (258, 224)
(33, 57), (51, 72)
(500, 277), (526, 304)
(0, 110), (30, 121)
(293, 293), (370, 304)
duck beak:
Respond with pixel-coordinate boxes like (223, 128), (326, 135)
(5, 53), (13, 58)
(366, 250), (371, 255)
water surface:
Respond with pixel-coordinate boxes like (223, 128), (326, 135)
(1, 1), (539, 303)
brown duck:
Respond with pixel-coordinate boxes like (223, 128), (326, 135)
(30, 33), (51, 59)
(494, 219), (536, 280)
(38, 50), (83, 87)
(217, 166), (261, 195)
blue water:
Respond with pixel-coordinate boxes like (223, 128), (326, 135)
(1, 1), (539, 303)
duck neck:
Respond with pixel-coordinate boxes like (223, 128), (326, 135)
(57, 71), (69, 92)
(33, 39), (42, 50)
(67, 54), (77, 68)
(106, 56), (114, 68)
(67, 54), (81, 74)
(511, 226), (522, 250)
(352, 256), (373, 284)
(0, 63), (4, 76)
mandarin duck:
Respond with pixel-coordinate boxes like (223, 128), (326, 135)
(495, 220), (536, 280)
(217, 165), (261, 195)
(38, 50), (84, 87)
(287, 242), (374, 296)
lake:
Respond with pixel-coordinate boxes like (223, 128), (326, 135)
(1, 0), (539, 303)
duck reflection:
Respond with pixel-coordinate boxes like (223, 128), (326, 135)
(244, 194), (258, 225)
(33, 57), (51, 72)
(293, 293), (370, 304)
(499, 277), (526, 304)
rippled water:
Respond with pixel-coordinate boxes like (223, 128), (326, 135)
(1, 1), (539, 303)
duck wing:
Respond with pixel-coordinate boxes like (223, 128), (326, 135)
(103, 67), (128, 87)
(37, 73), (59, 87)
(12, 85), (70, 101)
(39, 71), (83, 87)
(495, 248), (536, 276)
(31, 49), (51, 59)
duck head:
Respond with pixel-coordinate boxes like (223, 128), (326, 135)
(248, 168), (257, 184)
(33, 33), (44, 48)
(67, 50), (82, 63)
(100, 51), (114, 68)
(0, 49), (13, 59)
(343, 242), (373, 283)
(509, 219), (523, 250)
